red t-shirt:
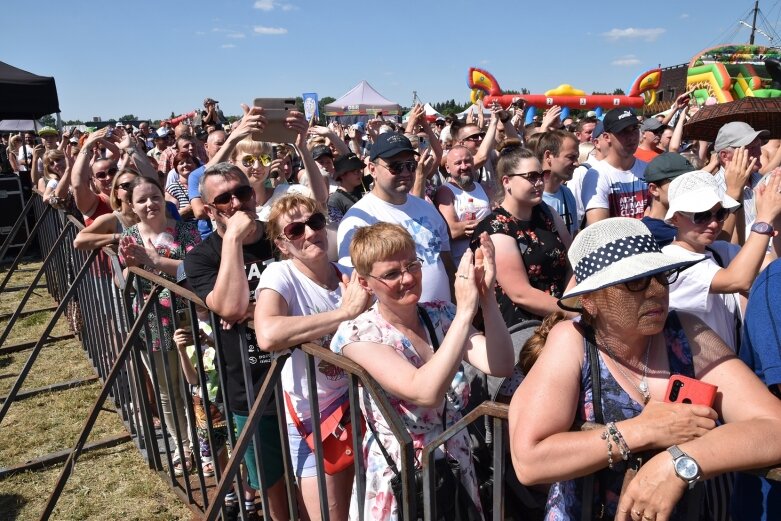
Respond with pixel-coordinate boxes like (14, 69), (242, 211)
(84, 193), (112, 227)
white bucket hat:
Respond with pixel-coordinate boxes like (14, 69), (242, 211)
(559, 218), (704, 310)
(664, 170), (740, 224)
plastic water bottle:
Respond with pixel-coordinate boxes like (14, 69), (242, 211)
(463, 198), (477, 221)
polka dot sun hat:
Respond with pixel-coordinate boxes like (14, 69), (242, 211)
(558, 218), (704, 311)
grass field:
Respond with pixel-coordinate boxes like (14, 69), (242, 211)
(0, 262), (193, 520)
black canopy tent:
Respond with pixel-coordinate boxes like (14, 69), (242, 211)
(0, 61), (60, 120)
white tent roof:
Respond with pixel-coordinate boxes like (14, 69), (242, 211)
(455, 103), (492, 119)
(324, 80), (401, 116)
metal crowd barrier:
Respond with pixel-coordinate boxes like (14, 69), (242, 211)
(2, 191), (780, 521)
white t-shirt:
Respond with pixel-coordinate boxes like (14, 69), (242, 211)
(582, 158), (648, 219)
(568, 159), (603, 226)
(256, 260), (348, 421)
(662, 241), (742, 351)
(337, 192), (452, 303)
(442, 182), (491, 262)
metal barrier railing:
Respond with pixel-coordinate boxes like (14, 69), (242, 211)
(3, 191), (780, 521)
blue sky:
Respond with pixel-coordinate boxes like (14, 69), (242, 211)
(4, 0), (779, 122)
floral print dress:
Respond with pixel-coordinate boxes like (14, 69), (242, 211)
(331, 301), (482, 521)
(473, 204), (568, 326)
(545, 312), (696, 520)
(122, 220), (200, 352)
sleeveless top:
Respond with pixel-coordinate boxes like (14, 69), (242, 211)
(545, 312), (695, 520)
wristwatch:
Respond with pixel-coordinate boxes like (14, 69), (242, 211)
(750, 221), (775, 236)
(667, 445), (701, 489)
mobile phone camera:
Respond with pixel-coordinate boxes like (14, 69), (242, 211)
(669, 379), (684, 401)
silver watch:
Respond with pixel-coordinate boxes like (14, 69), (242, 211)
(667, 445), (701, 489)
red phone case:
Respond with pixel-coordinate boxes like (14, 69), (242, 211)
(664, 375), (717, 407)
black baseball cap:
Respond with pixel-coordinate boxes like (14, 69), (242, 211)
(334, 153), (365, 179)
(311, 145), (333, 160)
(369, 133), (417, 161)
(603, 108), (639, 134)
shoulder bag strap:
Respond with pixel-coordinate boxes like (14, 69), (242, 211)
(581, 328), (605, 520)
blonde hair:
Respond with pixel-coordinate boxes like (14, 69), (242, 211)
(231, 136), (272, 162)
(350, 223), (416, 276)
(110, 168), (140, 210)
(266, 193), (323, 244)
(42, 149), (65, 180)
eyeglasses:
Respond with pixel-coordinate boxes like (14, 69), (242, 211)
(681, 207), (729, 225)
(240, 154), (272, 168)
(368, 259), (423, 284)
(377, 160), (418, 175)
(95, 167), (118, 180)
(282, 212), (327, 240)
(209, 184), (254, 208)
(623, 270), (679, 292)
(462, 132), (485, 142)
(117, 182), (133, 191)
(507, 171), (545, 185)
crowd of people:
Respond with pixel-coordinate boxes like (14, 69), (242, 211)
(3, 91), (781, 521)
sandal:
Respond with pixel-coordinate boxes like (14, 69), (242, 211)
(202, 460), (215, 478)
(173, 453), (193, 477)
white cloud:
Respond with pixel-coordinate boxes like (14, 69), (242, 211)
(222, 44), (236, 49)
(680, 13), (689, 19)
(612, 55), (641, 66)
(480, 59), (490, 65)
(602, 27), (666, 42)
(227, 32), (245, 39)
(254, 0), (296, 11)
(254, 26), (288, 35)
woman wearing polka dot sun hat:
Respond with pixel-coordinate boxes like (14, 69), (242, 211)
(508, 217), (781, 521)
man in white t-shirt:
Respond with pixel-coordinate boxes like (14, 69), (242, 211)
(582, 108), (648, 225)
(337, 133), (455, 303)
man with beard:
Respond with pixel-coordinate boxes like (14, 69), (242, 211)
(536, 130), (580, 235)
(337, 133), (455, 302)
(434, 145), (491, 263)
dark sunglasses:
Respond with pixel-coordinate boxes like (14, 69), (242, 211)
(379, 160), (418, 175)
(282, 212), (327, 240)
(624, 270), (679, 292)
(117, 182), (132, 190)
(683, 207), (729, 225)
(462, 132), (486, 142)
(210, 184), (254, 207)
(507, 170), (545, 185)
(95, 167), (118, 180)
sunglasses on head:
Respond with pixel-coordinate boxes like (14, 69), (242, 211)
(282, 212), (327, 240)
(682, 207), (729, 225)
(95, 167), (118, 180)
(210, 184), (254, 207)
(241, 154), (272, 168)
(463, 132), (486, 142)
(507, 170), (545, 185)
(623, 270), (679, 292)
(379, 160), (418, 175)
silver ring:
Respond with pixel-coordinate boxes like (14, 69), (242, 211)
(458, 274), (468, 279)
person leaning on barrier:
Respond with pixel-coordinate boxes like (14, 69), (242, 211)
(118, 176), (201, 476)
(508, 217), (781, 521)
(254, 193), (371, 521)
(330, 223), (514, 521)
(183, 162), (288, 520)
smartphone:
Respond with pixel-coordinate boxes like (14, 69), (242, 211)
(419, 137), (429, 153)
(175, 308), (192, 330)
(252, 97), (298, 144)
(664, 375), (717, 407)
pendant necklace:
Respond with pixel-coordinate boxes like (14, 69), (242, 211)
(601, 336), (652, 405)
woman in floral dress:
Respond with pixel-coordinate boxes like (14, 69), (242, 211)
(119, 176), (201, 475)
(473, 140), (573, 327)
(331, 223), (514, 521)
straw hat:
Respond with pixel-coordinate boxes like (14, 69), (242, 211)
(558, 218), (704, 310)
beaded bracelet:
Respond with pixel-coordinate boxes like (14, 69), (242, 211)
(607, 421), (631, 462)
(600, 427), (614, 469)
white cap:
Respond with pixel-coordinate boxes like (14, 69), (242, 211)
(664, 170), (740, 223)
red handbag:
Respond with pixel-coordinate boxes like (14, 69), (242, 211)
(285, 393), (365, 475)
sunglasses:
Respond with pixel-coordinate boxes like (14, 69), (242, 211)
(682, 207), (729, 225)
(210, 184), (254, 207)
(507, 171), (545, 185)
(117, 182), (132, 191)
(624, 270), (679, 292)
(462, 132), (486, 142)
(241, 154), (272, 168)
(369, 259), (423, 284)
(282, 212), (327, 240)
(378, 160), (418, 175)
(95, 167), (118, 180)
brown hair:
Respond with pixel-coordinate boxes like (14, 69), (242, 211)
(125, 175), (164, 205)
(519, 311), (568, 374)
(266, 193), (323, 244)
(350, 222), (416, 276)
(172, 150), (195, 172)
